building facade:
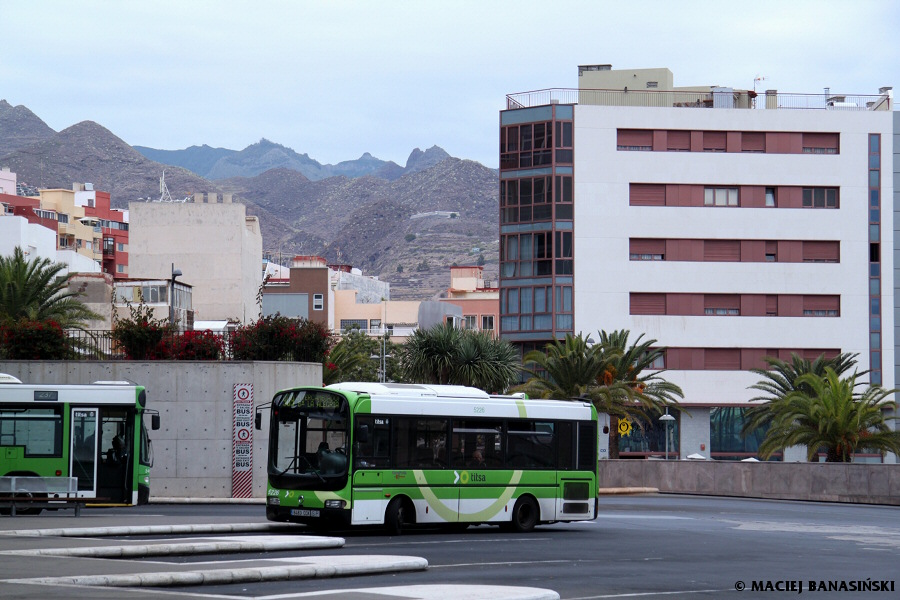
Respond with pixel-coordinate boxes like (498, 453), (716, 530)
(500, 65), (894, 461)
(441, 265), (499, 337)
(128, 196), (262, 324)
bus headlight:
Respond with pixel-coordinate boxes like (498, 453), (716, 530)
(324, 499), (346, 509)
(267, 497), (280, 506)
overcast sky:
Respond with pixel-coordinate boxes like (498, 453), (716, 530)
(3, 1), (898, 168)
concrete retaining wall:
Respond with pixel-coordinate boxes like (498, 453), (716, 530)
(599, 459), (900, 505)
(0, 361), (321, 498)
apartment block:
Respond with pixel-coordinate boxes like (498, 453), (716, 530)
(500, 65), (894, 461)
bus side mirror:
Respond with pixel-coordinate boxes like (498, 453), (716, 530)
(357, 424), (369, 443)
(602, 426), (609, 434)
(255, 412), (262, 430)
(151, 414), (161, 430)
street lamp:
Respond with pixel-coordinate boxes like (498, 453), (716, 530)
(169, 263), (182, 328)
(659, 410), (675, 460)
(369, 333), (392, 383)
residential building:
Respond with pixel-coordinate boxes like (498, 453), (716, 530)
(0, 167), (15, 195)
(441, 265), (499, 337)
(263, 256), (331, 326)
(0, 178), (129, 277)
(114, 278), (194, 329)
(128, 194), (262, 324)
(500, 65), (894, 461)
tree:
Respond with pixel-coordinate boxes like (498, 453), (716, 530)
(742, 352), (861, 442)
(756, 368), (900, 462)
(400, 322), (518, 393)
(323, 328), (401, 385)
(593, 330), (684, 459)
(0, 247), (99, 330)
(517, 330), (683, 459)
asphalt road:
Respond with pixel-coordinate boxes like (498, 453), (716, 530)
(1, 494), (898, 599)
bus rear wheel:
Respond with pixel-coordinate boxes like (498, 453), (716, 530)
(384, 497), (412, 536)
(508, 496), (539, 533)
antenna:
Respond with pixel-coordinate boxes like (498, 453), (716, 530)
(753, 75), (767, 93)
(157, 170), (174, 203)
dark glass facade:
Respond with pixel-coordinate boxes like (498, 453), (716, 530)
(499, 104), (575, 346)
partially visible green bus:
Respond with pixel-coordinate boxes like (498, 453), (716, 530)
(0, 373), (160, 511)
(258, 382), (598, 533)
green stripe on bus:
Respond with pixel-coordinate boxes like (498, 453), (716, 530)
(413, 469), (523, 521)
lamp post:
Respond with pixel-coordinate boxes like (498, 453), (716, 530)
(370, 333), (392, 383)
(169, 263), (182, 328)
(659, 410), (675, 460)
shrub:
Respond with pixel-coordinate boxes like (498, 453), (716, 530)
(161, 330), (224, 360)
(112, 301), (173, 360)
(0, 319), (70, 359)
(232, 315), (333, 362)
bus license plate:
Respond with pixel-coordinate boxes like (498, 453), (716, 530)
(291, 509), (320, 517)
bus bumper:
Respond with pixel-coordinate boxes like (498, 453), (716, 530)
(266, 504), (352, 528)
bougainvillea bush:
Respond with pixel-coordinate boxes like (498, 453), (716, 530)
(0, 318), (71, 359)
(231, 315), (332, 362)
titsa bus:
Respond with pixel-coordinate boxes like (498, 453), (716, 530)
(258, 382), (598, 533)
(0, 373), (160, 511)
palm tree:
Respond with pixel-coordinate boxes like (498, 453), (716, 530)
(0, 247), (99, 329)
(757, 368), (900, 462)
(517, 330), (683, 459)
(593, 330), (683, 459)
(400, 322), (519, 393)
(742, 352), (861, 441)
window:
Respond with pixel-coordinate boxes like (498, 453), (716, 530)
(463, 315), (477, 330)
(340, 319), (367, 332)
(801, 132), (839, 154)
(394, 418), (448, 469)
(116, 264), (125, 273)
(453, 419), (503, 468)
(481, 315), (494, 331)
(702, 131), (727, 152)
(802, 241), (840, 263)
(765, 188), (776, 207)
(140, 285), (167, 303)
(313, 294), (324, 310)
(507, 421), (555, 469)
(802, 188), (838, 208)
(617, 129), (652, 151)
(57, 213), (69, 224)
(0, 407), (63, 456)
(117, 242), (125, 252)
(704, 187), (739, 206)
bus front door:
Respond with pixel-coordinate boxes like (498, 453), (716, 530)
(70, 408), (98, 498)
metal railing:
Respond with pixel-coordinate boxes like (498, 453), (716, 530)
(506, 88), (891, 111)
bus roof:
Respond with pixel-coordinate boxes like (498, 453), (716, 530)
(323, 382), (595, 421)
(0, 381), (144, 406)
(327, 382), (490, 399)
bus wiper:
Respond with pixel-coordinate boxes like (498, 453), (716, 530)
(278, 454), (312, 476)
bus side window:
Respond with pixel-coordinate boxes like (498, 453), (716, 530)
(558, 422), (575, 470)
(355, 416), (390, 468)
(577, 422), (597, 470)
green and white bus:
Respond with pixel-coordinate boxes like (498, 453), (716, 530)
(258, 382), (598, 533)
(0, 373), (160, 511)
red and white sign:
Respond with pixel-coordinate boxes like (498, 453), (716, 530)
(232, 383), (253, 498)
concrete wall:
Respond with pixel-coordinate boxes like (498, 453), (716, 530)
(599, 460), (900, 505)
(0, 361), (321, 498)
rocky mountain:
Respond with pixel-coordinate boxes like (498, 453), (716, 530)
(0, 102), (499, 299)
(221, 157), (499, 299)
(132, 144), (236, 179)
(133, 139), (452, 183)
(0, 100), (56, 157)
(0, 120), (212, 206)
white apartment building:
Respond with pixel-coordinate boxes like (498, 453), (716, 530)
(500, 65), (894, 461)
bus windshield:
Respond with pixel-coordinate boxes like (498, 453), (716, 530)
(269, 390), (349, 490)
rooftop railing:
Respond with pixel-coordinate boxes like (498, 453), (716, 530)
(506, 88), (891, 111)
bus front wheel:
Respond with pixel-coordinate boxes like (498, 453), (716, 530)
(508, 496), (539, 533)
(384, 497), (412, 536)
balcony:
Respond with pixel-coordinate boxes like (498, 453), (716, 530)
(505, 88), (892, 111)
